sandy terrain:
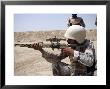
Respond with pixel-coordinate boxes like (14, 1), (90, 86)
(14, 30), (97, 76)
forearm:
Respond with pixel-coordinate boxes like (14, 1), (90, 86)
(40, 49), (65, 63)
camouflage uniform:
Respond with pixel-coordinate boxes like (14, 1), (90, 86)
(68, 17), (85, 27)
(41, 40), (96, 76)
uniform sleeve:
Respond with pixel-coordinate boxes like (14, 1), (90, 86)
(41, 50), (64, 63)
(80, 19), (85, 27)
(74, 42), (95, 67)
(78, 49), (94, 67)
(78, 17), (85, 27)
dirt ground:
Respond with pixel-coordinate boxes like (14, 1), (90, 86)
(14, 30), (97, 76)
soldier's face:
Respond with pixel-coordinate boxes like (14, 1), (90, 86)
(67, 39), (78, 45)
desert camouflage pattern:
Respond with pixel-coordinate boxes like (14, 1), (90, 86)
(68, 17), (85, 27)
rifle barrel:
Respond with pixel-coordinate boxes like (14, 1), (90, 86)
(14, 43), (68, 48)
(15, 43), (33, 48)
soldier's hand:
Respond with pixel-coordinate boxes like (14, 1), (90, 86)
(61, 47), (74, 57)
(32, 43), (43, 52)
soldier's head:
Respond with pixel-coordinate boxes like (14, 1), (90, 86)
(64, 25), (86, 45)
(72, 14), (77, 18)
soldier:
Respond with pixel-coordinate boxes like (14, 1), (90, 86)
(67, 14), (85, 27)
(64, 25), (96, 76)
(32, 25), (96, 76)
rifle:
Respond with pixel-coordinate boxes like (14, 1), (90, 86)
(14, 36), (86, 50)
(15, 36), (67, 50)
(14, 42), (67, 50)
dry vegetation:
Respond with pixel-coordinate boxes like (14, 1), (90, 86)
(14, 29), (97, 76)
